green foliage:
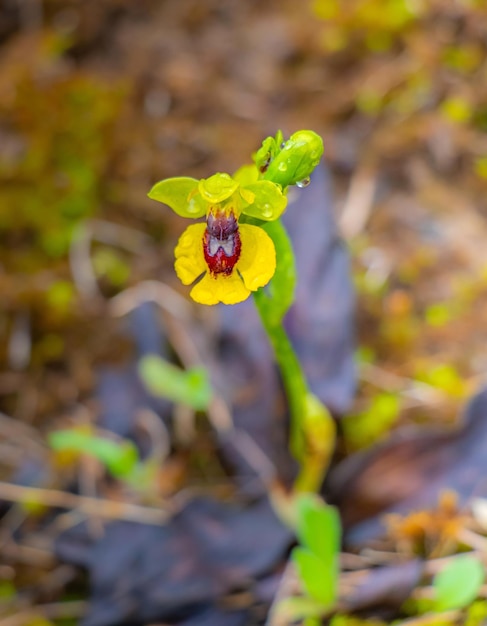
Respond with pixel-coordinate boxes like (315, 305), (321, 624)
(138, 355), (212, 411)
(49, 429), (139, 479)
(464, 601), (487, 626)
(433, 555), (485, 611)
(0, 36), (124, 284)
(313, 0), (419, 52)
(425, 303), (455, 328)
(440, 97), (472, 124)
(45, 280), (76, 315)
(329, 616), (386, 626)
(344, 392), (401, 449)
(0, 581), (16, 601)
(415, 363), (467, 399)
(291, 495), (341, 609)
(254, 219), (297, 324)
(92, 248), (131, 288)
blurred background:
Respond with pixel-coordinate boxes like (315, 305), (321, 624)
(2, 0), (487, 624)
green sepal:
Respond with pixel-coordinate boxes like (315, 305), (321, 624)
(198, 172), (239, 203)
(292, 546), (337, 607)
(148, 177), (205, 218)
(241, 180), (288, 221)
(264, 130), (324, 188)
(253, 130), (283, 173)
(233, 163), (259, 185)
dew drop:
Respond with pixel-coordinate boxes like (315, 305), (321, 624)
(278, 162), (288, 172)
(296, 177), (311, 188)
(261, 203), (273, 218)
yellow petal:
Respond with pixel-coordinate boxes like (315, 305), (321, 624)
(237, 224), (276, 291)
(174, 223), (207, 285)
(190, 273), (251, 306)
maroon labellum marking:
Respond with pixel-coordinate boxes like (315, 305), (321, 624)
(203, 210), (241, 276)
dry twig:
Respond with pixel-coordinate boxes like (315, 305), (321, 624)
(0, 481), (170, 525)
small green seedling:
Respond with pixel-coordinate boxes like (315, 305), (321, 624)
(49, 429), (139, 479)
(278, 494), (341, 623)
(49, 356), (211, 487)
(138, 354), (212, 411)
(433, 554), (485, 612)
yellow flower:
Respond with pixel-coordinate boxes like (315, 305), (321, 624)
(174, 221), (276, 305)
(149, 172), (286, 305)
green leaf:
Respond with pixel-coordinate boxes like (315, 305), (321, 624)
(148, 177), (205, 218)
(241, 180), (288, 221)
(198, 172), (239, 203)
(264, 130), (324, 188)
(48, 430), (139, 478)
(253, 219), (296, 324)
(295, 495), (341, 566)
(292, 546), (337, 607)
(434, 555), (485, 611)
(139, 354), (212, 410)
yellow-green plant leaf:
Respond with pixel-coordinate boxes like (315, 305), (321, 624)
(139, 355), (212, 410)
(295, 494), (341, 566)
(434, 555), (485, 611)
(49, 430), (139, 478)
(292, 547), (336, 607)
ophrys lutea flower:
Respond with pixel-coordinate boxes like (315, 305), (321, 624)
(148, 172), (287, 305)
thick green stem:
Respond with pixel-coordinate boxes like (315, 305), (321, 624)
(254, 295), (307, 459)
(253, 219), (336, 493)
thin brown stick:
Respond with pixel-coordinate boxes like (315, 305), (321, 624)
(339, 167), (377, 240)
(0, 481), (169, 525)
(265, 561), (300, 626)
(109, 280), (192, 321)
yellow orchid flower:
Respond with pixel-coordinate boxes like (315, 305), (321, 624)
(148, 172), (287, 305)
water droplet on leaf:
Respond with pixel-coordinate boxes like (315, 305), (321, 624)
(278, 162), (287, 172)
(296, 177), (310, 188)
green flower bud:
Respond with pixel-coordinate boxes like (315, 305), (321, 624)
(263, 130), (324, 188)
(253, 130), (284, 174)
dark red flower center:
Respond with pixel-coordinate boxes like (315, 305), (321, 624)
(203, 210), (241, 276)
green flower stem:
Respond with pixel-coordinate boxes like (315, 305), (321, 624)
(253, 220), (336, 494)
(254, 295), (308, 457)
